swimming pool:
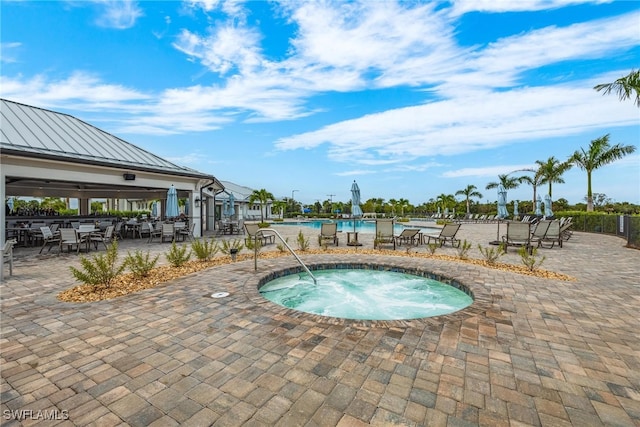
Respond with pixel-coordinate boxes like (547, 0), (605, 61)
(276, 219), (439, 234)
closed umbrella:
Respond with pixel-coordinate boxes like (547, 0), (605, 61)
(7, 197), (14, 213)
(351, 180), (363, 218)
(228, 193), (235, 218)
(166, 185), (179, 219)
(544, 194), (553, 218)
(151, 201), (158, 218)
(535, 195), (542, 216)
(222, 199), (229, 217)
(497, 185), (509, 219)
(349, 181), (363, 246)
(513, 200), (519, 217)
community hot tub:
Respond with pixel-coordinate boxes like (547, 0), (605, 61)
(257, 263), (474, 321)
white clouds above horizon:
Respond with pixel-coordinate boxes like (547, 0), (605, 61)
(2, 1), (638, 159)
(93, 0), (143, 29)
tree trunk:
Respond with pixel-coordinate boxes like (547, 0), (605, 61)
(586, 171), (594, 212)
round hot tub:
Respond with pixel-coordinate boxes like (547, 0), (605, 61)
(258, 264), (473, 321)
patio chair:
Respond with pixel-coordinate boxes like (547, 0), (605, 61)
(423, 223), (461, 247)
(502, 222), (532, 254)
(59, 228), (86, 254)
(161, 223), (175, 243)
(147, 223), (162, 243)
(179, 223), (196, 242)
(244, 223), (275, 246)
(318, 222), (339, 246)
(374, 219), (395, 250)
(114, 222), (124, 240)
(538, 220), (563, 248)
(39, 226), (61, 254)
(560, 217), (573, 241)
(1, 239), (17, 280)
(90, 225), (115, 250)
(395, 229), (421, 247)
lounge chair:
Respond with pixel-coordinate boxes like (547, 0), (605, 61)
(529, 220), (551, 247)
(538, 220), (562, 248)
(560, 217), (573, 241)
(318, 222), (339, 246)
(395, 228), (421, 247)
(502, 222), (532, 254)
(423, 223), (461, 247)
(244, 223), (275, 246)
(374, 219), (395, 250)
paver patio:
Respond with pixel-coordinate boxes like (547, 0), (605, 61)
(1, 222), (639, 426)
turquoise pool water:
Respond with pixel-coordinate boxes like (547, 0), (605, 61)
(277, 219), (438, 234)
(259, 268), (473, 320)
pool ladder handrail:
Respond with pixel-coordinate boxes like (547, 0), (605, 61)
(253, 228), (317, 284)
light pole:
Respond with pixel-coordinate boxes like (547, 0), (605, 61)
(291, 190), (298, 216)
(327, 194), (335, 216)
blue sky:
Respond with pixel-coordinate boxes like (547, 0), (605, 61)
(2, 0), (639, 207)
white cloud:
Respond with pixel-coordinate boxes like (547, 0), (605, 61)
(275, 80), (638, 163)
(448, 0), (613, 17)
(442, 164), (536, 178)
(94, 0), (143, 29)
(0, 42), (22, 64)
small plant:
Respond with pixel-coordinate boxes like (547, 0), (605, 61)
(69, 241), (125, 289)
(220, 239), (244, 255)
(276, 238), (289, 253)
(519, 246), (546, 271)
(124, 249), (159, 278)
(478, 243), (505, 265)
(191, 237), (219, 261)
(426, 243), (439, 254)
(165, 241), (191, 267)
(456, 240), (472, 259)
(296, 230), (310, 251)
(244, 238), (262, 254)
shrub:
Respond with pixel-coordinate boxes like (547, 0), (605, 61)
(456, 240), (472, 259)
(220, 239), (243, 255)
(426, 243), (439, 254)
(69, 241), (125, 288)
(165, 242), (191, 267)
(519, 246), (546, 271)
(276, 238), (289, 253)
(124, 250), (159, 278)
(478, 243), (505, 265)
(191, 237), (219, 261)
(296, 230), (310, 251)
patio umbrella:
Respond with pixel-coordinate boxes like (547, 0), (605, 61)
(7, 197), (14, 213)
(497, 185), (509, 219)
(151, 201), (158, 218)
(222, 199), (229, 217)
(351, 180), (363, 218)
(535, 195), (542, 216)
(513, 200), (519, 217)
(544, 194), (553, 218)
(228, 193), (235, 218)
(166, 185), (179, 218)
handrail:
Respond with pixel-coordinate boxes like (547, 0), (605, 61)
(254, 228), (317, 284)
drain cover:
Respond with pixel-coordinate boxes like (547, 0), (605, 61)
(210, 292), (229, 298)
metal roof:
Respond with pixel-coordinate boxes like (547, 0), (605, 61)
(0, 98), (213, 179)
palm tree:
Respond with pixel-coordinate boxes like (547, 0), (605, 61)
(397, 198), (410, 216)
(535, 156), (572, 207)
(569, 134), (637, 211)
(518, 169), (544, 213)
(436, 194), (456, 214)
(485, 174), (522, 191)
(455, 185), (483, 214)
(271, 200), (287, 219)
(594, 69), (640, 107)
(248, 189), (275, 222)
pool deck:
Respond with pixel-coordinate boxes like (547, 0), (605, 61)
(1, 222), (639, 426)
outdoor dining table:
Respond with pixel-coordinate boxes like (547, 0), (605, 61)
(124, 222), (142, 239)
(221, 221), (239, 234)
(76, 227), (100, 252)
